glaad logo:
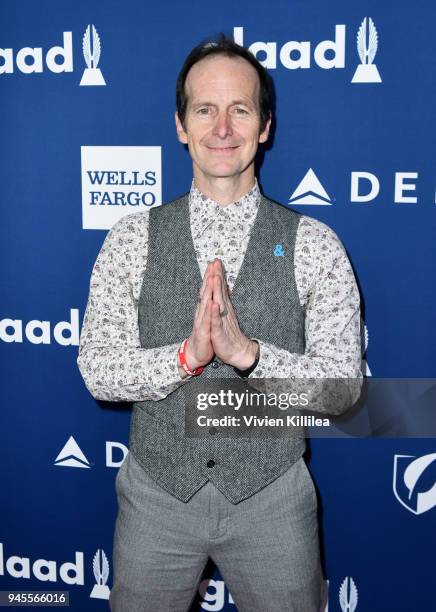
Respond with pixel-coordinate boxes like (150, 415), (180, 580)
(288, 169), (333, 206)
(339, 576), (358, 611)
(0, 26), (106, 83)
(54, 436), (91, 469)
(198, 578), (235, 610)
(351, 18), (382, 83)
(233, 26), (345, 70)
(234, 20), (382, 83)
(90, 549), (110, 600)
(0, 542), (84, 585)
(0, 309), (79, 346)
(393, 453), (436, 515)
(80, 24), (105, 86)
(0, 33), (73, 75)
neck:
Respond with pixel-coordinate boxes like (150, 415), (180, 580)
(192, 168), (256, 207)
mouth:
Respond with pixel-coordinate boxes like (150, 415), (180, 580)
(206, 145), (240, 154)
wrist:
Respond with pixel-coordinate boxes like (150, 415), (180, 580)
(232, 339), (260, 370)
(177, 361), (190, 379)
(233, 340), (260, 378)
(184, 339), (202, 371)
(178, 339), (204, 377)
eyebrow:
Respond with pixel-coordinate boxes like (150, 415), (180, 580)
(191, 100), (254, 109)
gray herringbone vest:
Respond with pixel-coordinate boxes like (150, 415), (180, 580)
(129, 192), (306, 504)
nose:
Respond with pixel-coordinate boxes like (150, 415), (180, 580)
(212, 111), (233, 139)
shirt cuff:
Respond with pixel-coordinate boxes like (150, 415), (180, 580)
(152, 342), (192, 397)
(247, 338), (270, 377)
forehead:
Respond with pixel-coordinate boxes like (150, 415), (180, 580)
(185, 54), (260, 103)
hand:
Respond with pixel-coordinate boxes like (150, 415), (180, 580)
(182, 260), (216, 372)
(209, 259), (259, 369)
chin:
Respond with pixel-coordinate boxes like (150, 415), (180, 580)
(205, 160), (245, 174)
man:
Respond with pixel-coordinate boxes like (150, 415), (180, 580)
(77, 35), (362, 612)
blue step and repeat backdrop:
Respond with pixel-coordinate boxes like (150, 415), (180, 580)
(1, 0), (435, 610)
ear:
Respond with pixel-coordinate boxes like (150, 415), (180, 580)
(258, 112), (271, 144)
(175, 111), (188, 144)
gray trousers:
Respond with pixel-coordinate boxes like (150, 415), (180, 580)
(109, 451), (323, 612)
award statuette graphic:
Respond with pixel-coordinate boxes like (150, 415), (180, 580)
(89, 548), (110, 599)
(80, 24), (106, 86)
(363, 324), (372, 376)
(351, 17), (382, 83)
(339, 576), (358, 612)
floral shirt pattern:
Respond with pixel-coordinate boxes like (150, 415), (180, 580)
(77, 178), (362, 402)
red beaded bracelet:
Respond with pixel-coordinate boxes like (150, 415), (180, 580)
(178, 339), (204, 376)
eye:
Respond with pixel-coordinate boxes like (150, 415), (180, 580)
(234, 107), (249, 115)
(197, 107), (210, 115)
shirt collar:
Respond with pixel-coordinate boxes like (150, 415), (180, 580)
(188, 177), (261, 238)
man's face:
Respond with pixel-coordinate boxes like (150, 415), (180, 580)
(175, 54), (270, 182)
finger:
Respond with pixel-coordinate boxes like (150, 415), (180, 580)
(197, 275), (213, 321)
(198, 262), (213, 299)
(203, 260), (215, 283)
(213, 258), (225, 279)
(212, 273), (225, 313)
(198, 298), (214, 338)
(213, 259), (232, 301)
(210, 301), (223, 329)
(216, 269), (232, 313)
(202, 298), (213, 327)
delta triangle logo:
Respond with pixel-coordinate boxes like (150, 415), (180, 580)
(288, 168), (333, 205)
(54, 435), (91, 468)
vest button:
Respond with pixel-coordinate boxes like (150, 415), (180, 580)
(207, 459), (215, 468)
(209, 427), (217, 435)
(211, 360), (220, 368)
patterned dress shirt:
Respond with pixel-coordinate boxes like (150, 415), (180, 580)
(77, 178), (362, 402)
